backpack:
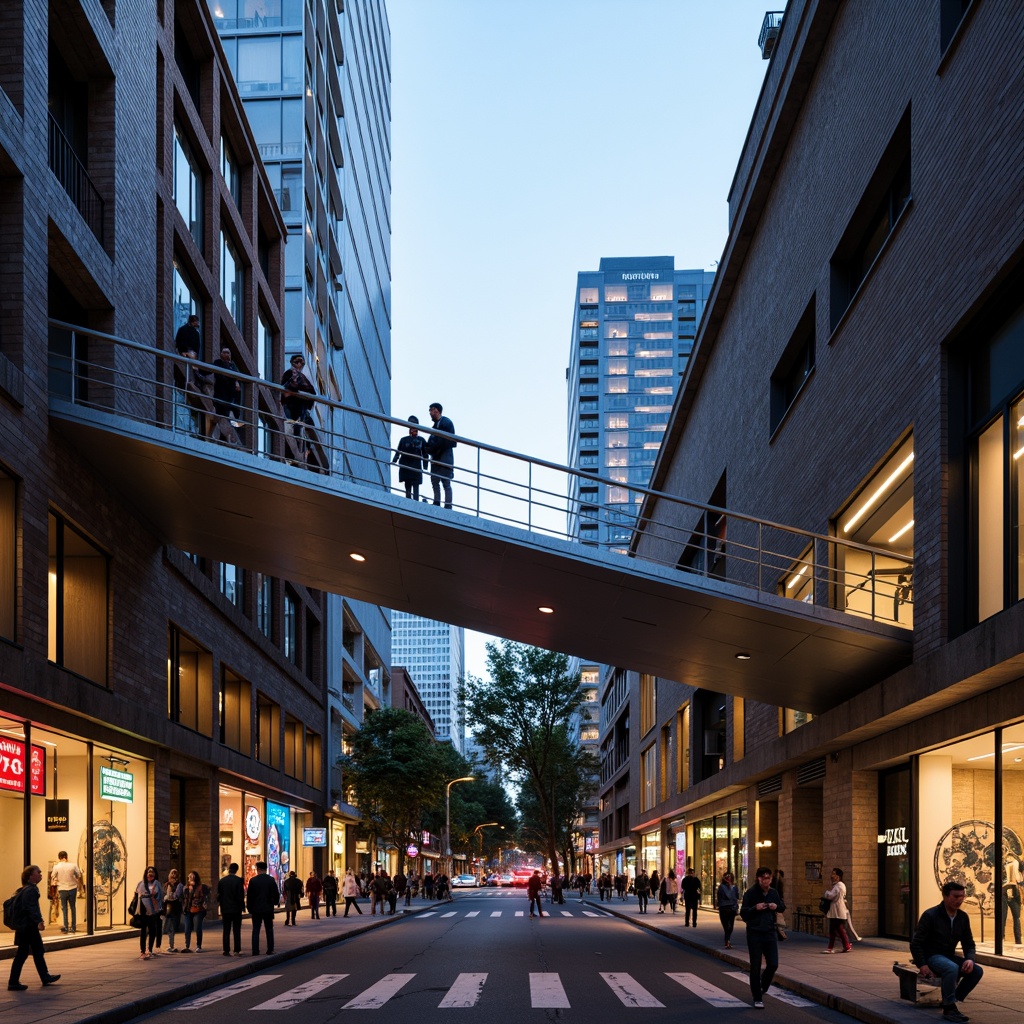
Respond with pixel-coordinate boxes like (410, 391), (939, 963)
(3, 888), (23, 929)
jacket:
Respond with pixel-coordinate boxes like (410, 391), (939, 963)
(283, 875), (304, 905)
(245, 872), (281, 914)
(911, 903), (977, 966)
(824, 880), (848, 920)
(717, 881), (739, 911)
(217, 872), (246, 914)
(12, 882), (43, 930)
(322, 874), (339, 898)
(740, 883), (786, 937)
(425, 415), (456, 467)
(680, 873), (703, 902)
(135, 878), (164, 916)
(342, 874), (361, 898)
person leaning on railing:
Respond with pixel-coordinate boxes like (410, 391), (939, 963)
(281, 355), (316, 459)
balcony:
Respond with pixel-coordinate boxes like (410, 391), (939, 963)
(48, 114), (104, 244)
(759, 11), (784, 60)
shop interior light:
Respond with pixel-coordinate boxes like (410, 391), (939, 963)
(786, 564), (809, 590)
(966, 743), (1024, 762)
(842, 451), (914, 534)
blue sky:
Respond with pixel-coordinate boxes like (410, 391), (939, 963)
(387, 0), (780, 676)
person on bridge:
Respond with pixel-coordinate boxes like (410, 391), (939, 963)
(426, 402), (456, 509)
(281, 355), (316, 458)
(393, 416), (429, 501)
(174, 313), (201, 356)
(211, 346), (243, 446)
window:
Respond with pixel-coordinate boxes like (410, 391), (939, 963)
(173, 126), (203, 247)
(0, 470), (15, 641)
(255, 572), (272, 636)
(640, 673), (656, 735)
(579, 287), (598, 304)
(255, 691), (281, 767)
(220, 669), (251, 753)
(237, 36), (282, 92)
(220, 136), (240, 209)
(257, 311), (272, 380)
(220, 230), (243, 328)
(304, 730), (322, 788)
(48, 513), (108, 684)
(830, 108), (911, 332)
(770, 297), (815, 434)
(219, 562), (239, 605)
(641, 744), (657, 812)
(168, 626), (213, 735)
(283, 590), (296, 662)
(783, 708), (814, 733)
(677, 704), (690, 793)
(604, 286), (627, 302)
(172, 262), (200, 356)
(284, 714), (303, 779)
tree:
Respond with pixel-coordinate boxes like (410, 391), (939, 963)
(339, 707), (453, 868)
(461, 640), (591, 874)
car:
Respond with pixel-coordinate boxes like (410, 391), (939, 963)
(511, 870), (535, 887)
(500, 873), (515, 886)
(485, 874), (502, 887)
(452, 874), (479, 888)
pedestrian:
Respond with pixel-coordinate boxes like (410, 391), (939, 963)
(739, 866), (785, 1008)
(772, 869), (787, 934)
(174, 347), (212, 434)
(50, 851), (82, 935)
(910, 880), (983, 1024)
(649, 869), (660, 907)
(681, 866), (702, 926)
(820, 867), (853, 953)
(161, 868), (184, 952)
(282, 870), (303, 925)
(281, 354), (316, 458)
(1002, 849), (1022, 946)
(7, 865), (61, 991)
(370, 870), (388, 915)
(181, 870), (209, 952)
(549, 871), (564, 905)
(134, 866), (163, 960)
(305, 871), (322, 919)
(322, 870), (339, 917)
(576, 873), (587, 902)
(342, 867), (363, 917)
(245, 860), (280, 956)
(615, 872), (627, 900)
(425, 402), (456, 509)
(718, 871), (740, 948)
(174, 313), (201, 356)
(217, 862), (245, 956)
(211, 345), (243, 445)
(527, 869), (544, 918)
(635, 869), (651, 914)
(393, 416), (429, 500)
(393, 869), (407, 909)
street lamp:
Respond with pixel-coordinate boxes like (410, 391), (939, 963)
(445, 776), (475, 878)
(473, 822), (504, 873)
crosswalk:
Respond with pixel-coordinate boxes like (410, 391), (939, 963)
(175, 969), (808, 1011)
(414, 908), (610, 919)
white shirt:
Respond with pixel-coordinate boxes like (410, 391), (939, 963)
(51, 861), (82, 890)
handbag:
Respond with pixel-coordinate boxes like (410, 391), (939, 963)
(128, 891), (139, 916)
(130, 912), (146, 929)
(818, 895), (831, 914)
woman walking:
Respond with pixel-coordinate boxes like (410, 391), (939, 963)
(717, 871), (740, 948)
(135, 866), (163, 960)
(161, 869), (184, 952)
(322, 870), (339, 917)
(283, 871), (303, 925)
(822, 867), (853, 953)
(342, 868), (363, 917)
(635, 869), (651, 914)
(664, 868), (679, 913)
(305, 871), (323, 919)
(181, 871), (209, 952)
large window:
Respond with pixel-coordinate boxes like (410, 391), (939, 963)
(283, 590), (296, 662)
(255, 572), (272, 637)
(284, 714), (303, 779)
(220, 668), (251, 754)
(641, 744), (657, 812)
(256, 691), (281, 768)
(173, 126), (203, 248)
(640, 673), (656, 735)
(220, 137), (240, 210)
(48, 513), (108, 684)
(168, 626), (213, 736)
(220, 230), (243, 328)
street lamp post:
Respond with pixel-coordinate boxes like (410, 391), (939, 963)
(445, 776), (475, 879)
(472, 822), (504, 874)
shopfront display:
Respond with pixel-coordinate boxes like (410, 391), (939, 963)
(692, 807), (747, 904)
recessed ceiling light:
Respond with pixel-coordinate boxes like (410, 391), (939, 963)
(349, 553), (366, 563)
(538, 606), (554, 614)
(735, 653), (751, 661)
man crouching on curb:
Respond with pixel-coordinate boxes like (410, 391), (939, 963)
(910, 881), (983, 1024)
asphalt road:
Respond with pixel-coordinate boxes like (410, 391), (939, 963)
(143, 889), (861, 1023)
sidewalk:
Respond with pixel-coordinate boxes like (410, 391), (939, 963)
(581, 894), (1022, 1024)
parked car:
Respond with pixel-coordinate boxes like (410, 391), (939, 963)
(500, 873), (515, 886)
(452, 874), (479, 888)
(511, 870), (535, 887)
(485, 873), (502, 887)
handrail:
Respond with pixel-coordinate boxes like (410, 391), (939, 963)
(48, 115), (105, 245)
(45, 319), (914, 629)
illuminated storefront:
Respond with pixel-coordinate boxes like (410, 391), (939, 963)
(692, 808), (747, 903)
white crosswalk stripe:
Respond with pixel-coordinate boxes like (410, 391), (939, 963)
(438, 973), (487, 1008)
(440, 911), (457, 917)
(582, 911), (602, 917)
(515, 910), (524, 917)
(600, 973), (665, 1008)
(490, 911), (501, 917)
(342, 973), (415, 1009)
(529, 973), (570, 1008)
(465, 911), (480, 917)
(666, 972), (747, 1008)
(559, 911), (574, 917)
(724, 972), (816, 1006)
(252, 974), (348, 1010)
(175, 976), (280, 1009)
(416, 912), (436, 918)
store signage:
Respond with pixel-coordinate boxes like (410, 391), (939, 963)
(882, 826), (908, 857)
(406, 844), (419, 858)
(302, 827), (327, 847)
(99, 765), (134, 803)
(45, 799), (70, 831)
(0, 739), (46, 795)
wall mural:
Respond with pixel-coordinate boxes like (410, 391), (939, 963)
(79, 819), (127, 915)
(933, 819), (1023, 916)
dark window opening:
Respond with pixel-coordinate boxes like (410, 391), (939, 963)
(770, 296), (816, 435)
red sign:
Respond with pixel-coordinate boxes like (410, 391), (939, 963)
(0, 738), (46, 795)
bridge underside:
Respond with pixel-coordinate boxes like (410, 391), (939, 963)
(52, 405), (911, 713)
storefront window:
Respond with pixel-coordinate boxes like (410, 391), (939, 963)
(0, 717), (27, 901)
(265, 801), (291, 893)
(879, 765), (912, 938)
(219, 786), (243, 878)
(641, 830), (659, 874)
(999, 722), (1024, 958)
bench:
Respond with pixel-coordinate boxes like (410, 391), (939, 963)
(892, 963), (943, 1005)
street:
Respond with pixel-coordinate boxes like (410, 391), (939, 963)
(143, 890), (859, 1023)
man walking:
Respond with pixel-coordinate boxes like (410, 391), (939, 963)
(426, 402), (456, 509)
(527, 870), (544, 919)
(681, 866), (702, 926)
(50, 851), (82, 934)
(911, 881), (983, 1024)
(7, 866), (60, 991)
(216, 862), (245, 956)
(739, 866), (785, 1008)
(246, 861), (280, 956)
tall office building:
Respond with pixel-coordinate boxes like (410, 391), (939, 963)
(209, 0), (393, 840)
(567, 257), (714, 552)
(391, 614), (465, 753)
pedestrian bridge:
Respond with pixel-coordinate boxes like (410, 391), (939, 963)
(46, 322), (913, 713)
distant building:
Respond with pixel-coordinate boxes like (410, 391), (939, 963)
(392, 666), (436, 736)
(391, 613), (465, 753)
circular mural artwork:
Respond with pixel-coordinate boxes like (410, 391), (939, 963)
(79, 819), (128, 902)
(934, 820), (1023, 913)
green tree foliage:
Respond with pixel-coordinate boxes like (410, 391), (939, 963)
(461, 640), (595, 873)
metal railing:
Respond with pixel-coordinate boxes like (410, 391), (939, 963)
(46, 320), (913, 629)
(48, 115), (105, 245)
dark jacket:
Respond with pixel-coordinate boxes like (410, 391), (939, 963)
(321, 874), (339, 899)
(911, 903), (977, 966)
(740, 883), (786, 937)
(283, 875), (304, 906)
(11, 882), (43, 930)
(217, 872), (246, 915)
(245, 872), (281, 915)
(680, 872), (702, 903)
(281, 368), (316, 417)
(212, 356), (242, 406)
(425, 415), (456, 468)
(174, 323), (201, 355)
(393, 435), (428, 481)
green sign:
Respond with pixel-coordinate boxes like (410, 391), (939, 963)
(99, 765), (134, 804)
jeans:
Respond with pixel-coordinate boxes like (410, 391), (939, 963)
(183, 910), (205, 949)
(637, 892), (649, 912)
(925, 955), (984, 1006)
(222, 911), (242, 953)
(828, 918), (851, 950)
(162, 909), (181, 947)
(344, 897), (362, 916)
(251, 912), (275, 953)
(9, 927), (50, 983)
(324, 895), (337, 917)
(529, 896), (543, 916)
(1001, 894), (1022, 945)
(720, 908), (737, 943)
(139, 914), (160, 953)
(431, 469), (453, 508)
(685, 900), (699, 926)
(58, 889), (77, 931)
(746, 932), (779, 1001)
